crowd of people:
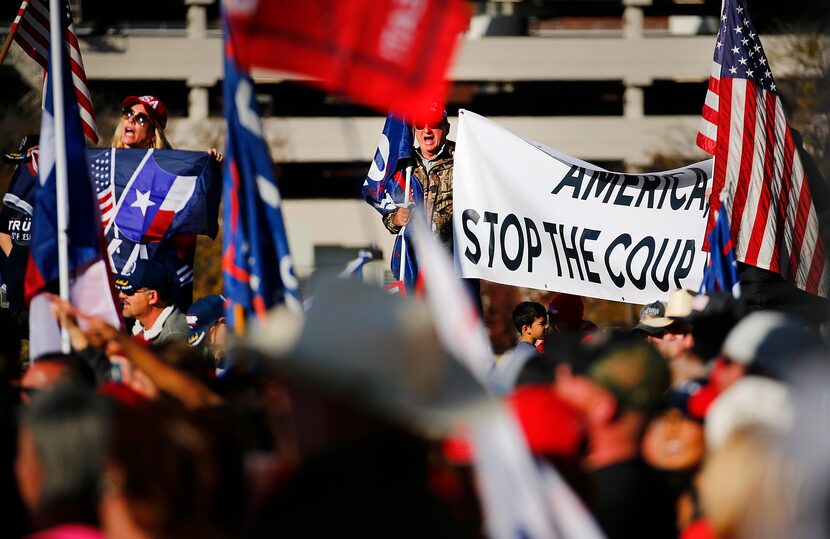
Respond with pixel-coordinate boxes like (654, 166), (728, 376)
(495, 289), (828, 539)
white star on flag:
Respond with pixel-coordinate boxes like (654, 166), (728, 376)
(130, 189), (156, 216)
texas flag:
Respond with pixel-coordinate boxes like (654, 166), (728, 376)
(90, 148), (220, 310)
(11, 148), (220, 311)
(112, 153), (198, 243)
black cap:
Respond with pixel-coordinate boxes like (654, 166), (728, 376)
(3, 134), (39, 164)
(115, 259), (172, 299)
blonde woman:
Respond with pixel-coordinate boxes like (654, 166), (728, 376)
(111, 95), (172, 150)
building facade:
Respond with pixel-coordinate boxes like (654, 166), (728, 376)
(2, 0), (812, 279)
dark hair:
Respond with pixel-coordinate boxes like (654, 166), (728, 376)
(515, 331), (583, 387)
(110, 401), (245, 539)
(152, 340), (214, 383)
(20, 387), (113, 529)
(512, 301), (547, 333)
(30, 353), (97, 389)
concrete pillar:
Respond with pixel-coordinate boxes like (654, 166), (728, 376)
(622, 2), (652, 124)
(185, 0), (215, 119)
(624, 85), (644, 120)
(188, 86), (210, 121)
(185, 0), (211, 40)
(622, 0), (651, 40)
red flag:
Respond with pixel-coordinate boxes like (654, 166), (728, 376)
(697, 0), (828, 297)
(11, 0), (99, 144)
(225, 0), (468, 119)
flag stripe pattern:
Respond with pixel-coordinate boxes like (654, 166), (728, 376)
(696, 0), (828, 297)
(91, 152), (116, 228)
(12, 0), (99, 144)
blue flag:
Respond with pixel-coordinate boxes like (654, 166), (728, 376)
(223, 17), (302, 332)
(362, 115), (423, 293)
(9, 148), (219, 311)
(701, 205), (741, 298)
(26, 3), (120, 357)
(89, 148), (220, 309)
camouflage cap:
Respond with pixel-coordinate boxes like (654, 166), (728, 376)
(582, 334), (670, 414)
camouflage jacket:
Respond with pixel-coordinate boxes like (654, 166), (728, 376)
(383, 141), (456, 253)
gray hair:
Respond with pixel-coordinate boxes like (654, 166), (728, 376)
(20, 387), (113, 527)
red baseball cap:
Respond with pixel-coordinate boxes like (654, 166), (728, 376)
(441, 386), (585, 464)
(122, 95), (168, 129)
(412, 102), (448, 126)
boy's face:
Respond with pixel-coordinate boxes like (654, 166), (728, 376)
(528, 316), (548, 341)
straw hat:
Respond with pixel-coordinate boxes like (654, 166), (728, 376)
(240, 279), (494, 438)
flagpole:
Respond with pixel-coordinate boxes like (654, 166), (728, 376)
(0, 23), (19, 66)
(398, 165), (412, 285)
(49, 0), (71, 353)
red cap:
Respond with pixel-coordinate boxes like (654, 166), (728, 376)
(412, 101), (448, 126)
(122, 95), (168, 129)
(548, 293), (584, 326)
(508, 386), (584, 459)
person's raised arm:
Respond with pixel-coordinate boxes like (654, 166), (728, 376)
(75, 308), (223, 409)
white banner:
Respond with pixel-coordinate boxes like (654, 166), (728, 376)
(453, 110), (712, 305)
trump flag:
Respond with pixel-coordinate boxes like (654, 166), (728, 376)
(26, 0), (119, 358)
(224, 0), (469, 119)
(363, 114), (422, 293)
(223, 17), (302, 332)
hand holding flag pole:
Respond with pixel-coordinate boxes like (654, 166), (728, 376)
(362, 114), (422, 294)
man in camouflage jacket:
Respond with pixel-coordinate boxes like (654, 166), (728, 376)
(382, 107), (455, 253)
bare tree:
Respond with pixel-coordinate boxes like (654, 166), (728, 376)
(772, 24), (830, 183)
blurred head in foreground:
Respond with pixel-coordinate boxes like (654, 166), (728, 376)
(15, 387), (112, 530)
(236, 279), (492, 536)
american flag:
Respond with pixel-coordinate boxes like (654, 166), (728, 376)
(697, 0), (828, 297)
(11, 0), (99, 144)
(90, 152), (115, 228)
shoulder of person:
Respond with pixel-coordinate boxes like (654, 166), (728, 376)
(165, 307), (191, 328)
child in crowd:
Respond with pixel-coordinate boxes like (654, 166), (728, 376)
(511, 301), (548, 355)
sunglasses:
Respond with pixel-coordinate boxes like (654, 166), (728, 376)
(120, 287), (150, 297)
(413, 121), (445, 130)
(121, 108), (153, 127)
